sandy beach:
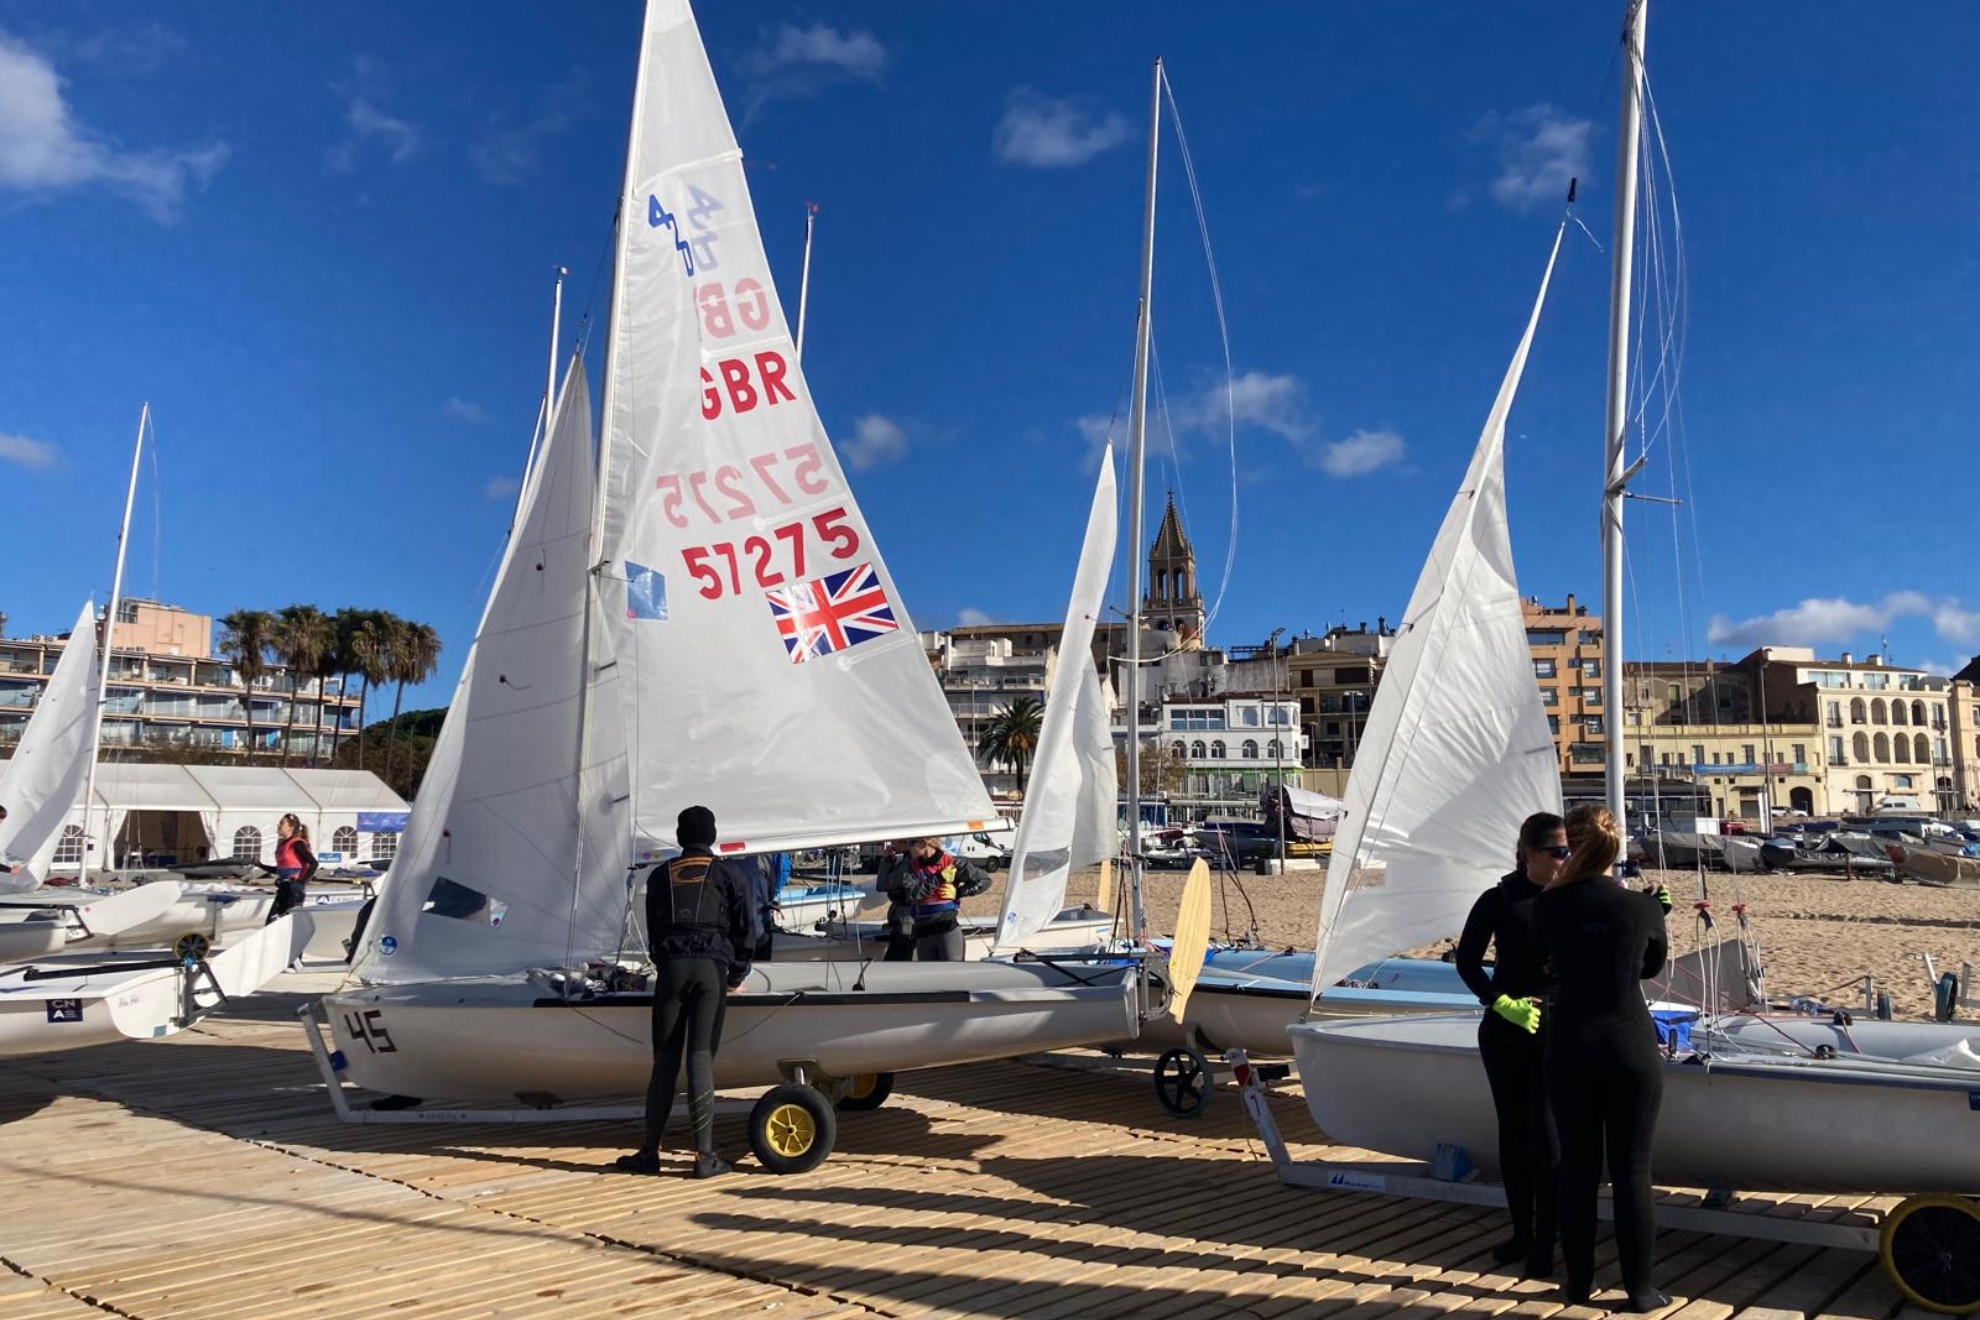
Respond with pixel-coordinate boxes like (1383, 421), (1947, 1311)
(938, 862), (1980, 1020)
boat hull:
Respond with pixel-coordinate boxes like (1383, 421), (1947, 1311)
(1895, 846), (1980, 888)
(1291, 1013), (1980, 1194)
(324, 959), (1139, 1104)
(772, 907), (1115, 963)
(1140, 955), (1479, 1056)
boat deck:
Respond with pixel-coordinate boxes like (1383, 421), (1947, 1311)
(0, 974), (1910, 1320)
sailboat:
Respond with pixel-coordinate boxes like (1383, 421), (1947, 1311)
(323, 0), (1140, 1172)
(1288, 0), (1980, 1202)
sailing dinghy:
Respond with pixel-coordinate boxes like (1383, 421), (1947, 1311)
(323, 3), (1141, 1171)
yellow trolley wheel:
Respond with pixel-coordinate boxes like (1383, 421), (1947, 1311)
(172, 931), (212, 961)
(748, 1083), (838, 1175)
(1882, 1194), (1980, 1314)
(836, 1072), (895, 1112)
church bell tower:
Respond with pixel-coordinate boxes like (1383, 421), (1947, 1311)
(1144, 494), (1205, 648)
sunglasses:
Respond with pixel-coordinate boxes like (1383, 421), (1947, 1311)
(1540, 845), (1573, 859)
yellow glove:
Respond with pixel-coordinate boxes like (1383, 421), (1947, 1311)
(1492, 994), (1542, 1034)
(1653, 884), (1673, 913)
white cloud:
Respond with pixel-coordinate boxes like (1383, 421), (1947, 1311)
(484, 475), (518, 501)
(470, 109), (573, 186)
(1316, 429), (1407, 479)
(1175, 371), (1317, 443)
(0, 29), (227, 221)
(444, 397), (492, 426)
(1474, 104), (1593, 213)
(1707, 592), (1934, 649)
(841, 414), (908, 472)
(993, 89), (1132, 169)
(1932, 603), (1980, 647)
(327, 58), (420, 172)
(957, 608), (996, 627)
(1921, 659), (1957, 678)
(52, 21), (187, 74)
(740, 23), (886, 118)
(0, 432), (59, 469)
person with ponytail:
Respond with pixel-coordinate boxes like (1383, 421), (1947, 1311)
(1453, 810), (1567, 1279)
(1534, 805), (1670, 1312)
(270, 814), (317, 922)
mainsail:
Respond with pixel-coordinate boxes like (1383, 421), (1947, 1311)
(358, 356), (630, 981)
(595, 0), (995, 855)
(994, 445), (1119, 952)
(1311, 231), (1567, 994)
(0, 599), (99, 891)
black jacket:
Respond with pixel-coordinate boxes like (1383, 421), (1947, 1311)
(645, 849), (755, 986)
(1533, 878), (1667, 1032)
(1454, 870), (1550, 1005)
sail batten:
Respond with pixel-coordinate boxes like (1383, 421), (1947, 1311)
(1310, 229), (1567, 995)
(597, 0), (994, 856)
(994, 445), (1119, 952)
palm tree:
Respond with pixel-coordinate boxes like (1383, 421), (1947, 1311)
(383, 620), (442, 787)
(217, 609), (276, 762)
(979, 696), (1045, 797)
(341, 609), (396, 771)
(274, 605), (334, 767)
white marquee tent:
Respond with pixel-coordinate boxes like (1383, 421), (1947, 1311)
(50, 765), (410, 871)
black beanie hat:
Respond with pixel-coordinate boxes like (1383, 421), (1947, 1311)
(677, 805), (718, 849)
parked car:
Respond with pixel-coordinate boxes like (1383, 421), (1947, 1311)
(1190, 820), (1279, 866)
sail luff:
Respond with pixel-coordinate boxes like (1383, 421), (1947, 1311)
(1310, 227), (1567, 995)
(80, 406), (146, 883)
(994, 444), (1119, 952)
(0, 599), (101, 890)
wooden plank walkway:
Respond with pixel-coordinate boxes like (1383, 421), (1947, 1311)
(0, 981), (1904, 1320)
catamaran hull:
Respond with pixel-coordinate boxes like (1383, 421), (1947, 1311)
(324, 960), (1139, 1104)
(1290, 1013), (1980, 1195)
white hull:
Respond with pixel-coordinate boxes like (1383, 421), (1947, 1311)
(0, 882), (190, 961)
(297, 888), (371, 962)
(0, 913), (67, 962)
(0, 915), (307, 1058)
(90, 883), (278, 951)
(325, 959), (1139, 1104)
(1141, 955), (1479, 1055)
(1291, 1012), (1980, 1195)
(773, 907), (1114, 963)
(1896, 846), (1980, 888)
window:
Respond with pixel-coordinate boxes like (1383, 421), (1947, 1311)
(1547, 715), (1560, 735)
(424, 876), (507, 927)
(1526, 630), (1567, 647)
(1851, 698), (1866, 724)
(53, 825), (85, 866)
(1874, 733), (1891, 763)
(1241, 739), (1259, 759)
(1267, 739), (1283, 759)
(1827, 701), (1841, 727)
(1533, 658), (1558, 679)
(116, 600), (139, 623)
(1640, 743), (1654, 767)
(1914, 700), (1929, 727)
(1711, 752), (1722, 765)
(1892, 701), (1909, 726)
(369, 832), (398, 863)
(1853, 731), (1870, 762)
(1866, 673), (1889, 690)
(332, 825), (358, 856)
(1582, 715), (1605, 736)
(1172, 741), (1186, 759)
(1895, 774), (1916, 790)
(1582, 658), (1603, 678)
(1871, 698), (1888, 725)
(1894, 737), (1911, 764)
(1210, 740), (1226, 759)
(1579, 630), (1599, 646)
(1741, 745), (1756, 765)
(1540, 687), (1558, 707)
(1189, 740), (1207, 759)
(232, 826), (263, 861)
(1667, 684), (1683, 709)
(1915, 733), (1930, 764)
(1830, 736), (1845, 762)
(1791, 744), (1805, 765)
(1691, 745), (1705, 764)
(1584, 688), (1602, 707)
(1240, 707), (1260, 727)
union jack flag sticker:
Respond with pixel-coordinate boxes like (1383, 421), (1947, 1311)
(765, 562), (899, 664)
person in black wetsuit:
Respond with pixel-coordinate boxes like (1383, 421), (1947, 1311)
(614, 805), (754, 1179)
(1534, 804), (1670, 1312)
(1454, 810), (1568, 1279)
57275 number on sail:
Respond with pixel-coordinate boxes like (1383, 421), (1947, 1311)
(682, 508), (861, 599)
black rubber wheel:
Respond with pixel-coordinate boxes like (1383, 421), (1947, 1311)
(749, 1083), (838, 1174)
(1883, 1195), (1980, 1314)
(1154, 1046), (1214, 1118)
(172, 931), (211, 961)
(837, 1072), (895, 1111)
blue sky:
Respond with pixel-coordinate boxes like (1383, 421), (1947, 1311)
(2, 1), (1976, 706)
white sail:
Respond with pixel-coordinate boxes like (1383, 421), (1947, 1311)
(358, 356), (630, 982)
(0, 599), (99, 890)
(1311, 231), (1567, 994)
(1070, 660), (1118, 880)
(994, 445), (1118, 951)
(595, 0), (995, 856)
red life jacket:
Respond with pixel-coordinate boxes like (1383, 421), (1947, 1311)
(276, 835), (308, 874)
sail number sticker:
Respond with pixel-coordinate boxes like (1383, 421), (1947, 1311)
(655, 444), (833, 528)
(648, 183), (725, 276)
(681, 508), (861, 601)
(342, 1008), (397, 1055)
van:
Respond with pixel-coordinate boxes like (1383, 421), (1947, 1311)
(947, 826), (1015, 870)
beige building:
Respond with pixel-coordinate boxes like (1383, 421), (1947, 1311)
(1286, 623), (1392, 770)
(1950, 663), (1980, 815)
(1524, 595), (1605, 776)
(0, 599), (361, 759)
(1742, 646), (1954, 816)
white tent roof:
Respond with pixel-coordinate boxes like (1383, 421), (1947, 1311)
(85, 764), (408, 813)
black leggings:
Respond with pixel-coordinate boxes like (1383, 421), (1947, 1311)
(268, 880), (306, 923)
(1546, 1027), (1664, 1298)
(644, 957), (728, 1155)
(1479, 1014), (1558, 1254)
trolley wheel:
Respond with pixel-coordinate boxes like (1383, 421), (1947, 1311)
(749, 1083), (838, 1175)
(1153, 1046), (1214, 1118)
(1881, 1194), (1980, 1314)
(172, 931), (212, 961)
(836, 1071), (894, 1112)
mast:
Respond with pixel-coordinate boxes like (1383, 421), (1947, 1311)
(79, 405), (146, 884)
(795, 203), (818, 360)
(1601, 0), (1647, 832)
(1123, 58), (1161, 944)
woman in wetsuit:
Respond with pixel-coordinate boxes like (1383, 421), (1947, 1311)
(270, 814), (317, 922)
(1453, 811), (1567, 1278)
(1534, 805), (1669, 1312)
